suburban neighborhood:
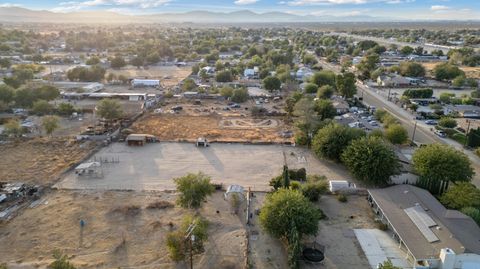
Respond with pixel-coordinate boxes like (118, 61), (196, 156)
(0, 2), (480, 269)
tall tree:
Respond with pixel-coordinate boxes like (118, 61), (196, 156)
(335, 72), (356, 98)
(341, 136), (401, 186)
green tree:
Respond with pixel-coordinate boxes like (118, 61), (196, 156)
(314, 99), (337, 120)
(86, 56), (100, 65)
(335, 72), (357, 98)
(304, 83), (318, 94)
(182, 78), (197, 91)
(3, 119), (24, 137)
(433, 63), (465, 81)
(439, 92), (455, 104)
(231, 88), (249, 103)
(220, 86), (233, 98)
(216, 70), (233, 82)
(57, 103), (76, 116)
(259, 189), (322, 269)
(413, 144), (474, 189)
(400, 46), (414, 55)
(0, 84), (14, 104)
(341, 136), (400, 186)
(263, 76), (281, 92)
(399, 62), (426, 77)
(32, 100), (53, 115)
(173, 172), (214, 209)
(311, 70), (336, 88)
(316, 85), (334, 99)
(312, 123), (366, 162)
(452, 75), (466, 87)
(42, 115), (59, 136)
(110, 56), (126, 69)
(438, 117), (457, 128)
(129, 56), (144, 68)
(440, 183), (480, 210)
(96, 99), (123, 120)
(385, 124), (408, 145)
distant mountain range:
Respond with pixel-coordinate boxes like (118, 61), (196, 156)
(0, 7), (397, 24)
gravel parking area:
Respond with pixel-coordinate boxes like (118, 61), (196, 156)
(55, 142), (352, 191)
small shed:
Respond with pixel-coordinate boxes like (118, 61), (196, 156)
(126, 134), (157, 146)
(196, 137), (209, 147)
(224, 185), (245, 201)
(329, 180), (356, 193)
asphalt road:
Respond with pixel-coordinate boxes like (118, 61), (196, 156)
(316, 58), (480, 187)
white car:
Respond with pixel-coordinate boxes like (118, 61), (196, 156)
(369, 120), (378, 126)
(435, 130), (447, 138)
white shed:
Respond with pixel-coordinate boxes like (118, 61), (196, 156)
(329, 180), (356, 193)
(131, 79), (160, 87)
(224, 185), (245, 201)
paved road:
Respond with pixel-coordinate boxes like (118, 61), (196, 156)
(317, 59), (480, 187)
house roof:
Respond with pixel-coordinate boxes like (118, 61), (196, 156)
(368, 185), (480, 260)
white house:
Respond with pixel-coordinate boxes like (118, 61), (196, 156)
(131, 79), (160, 87)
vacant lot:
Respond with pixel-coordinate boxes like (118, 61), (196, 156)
(132, 114), (292, 143)
(108, 65), (191, 88)
(0, 190), (246, 269)
(423, 62), (480, 79)
(0, 138), (95, 185)
(56, 142), (352, 192)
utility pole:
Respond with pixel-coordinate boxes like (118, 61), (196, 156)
(465, 120), (471, 147)
(412, 120), (417, 143)
(387, 88), (391, 101)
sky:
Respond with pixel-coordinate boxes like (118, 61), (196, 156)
(0, 0), (479, 20)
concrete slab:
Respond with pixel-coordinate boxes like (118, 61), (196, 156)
(55, 142), (352, 191)
(354, 229), (412, 269)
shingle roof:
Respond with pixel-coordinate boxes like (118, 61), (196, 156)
(368, 184), (480, 260)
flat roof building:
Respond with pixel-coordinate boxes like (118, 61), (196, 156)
(367, 185), (480, 269)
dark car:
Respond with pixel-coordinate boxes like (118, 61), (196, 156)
(425, 120), (437, 125)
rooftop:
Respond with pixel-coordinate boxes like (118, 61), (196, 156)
(368, 184), (480, 260)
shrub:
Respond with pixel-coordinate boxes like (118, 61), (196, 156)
(174, 172), (214, 209)
(461, 207), (480, 225)
(290, 181), (301, 190)
(438, 117), (457, 128)
(385, 124), (408, 145)
(337, 194), (347, 202)
(301, 180), (328, 202)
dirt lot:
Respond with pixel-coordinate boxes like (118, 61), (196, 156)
(0, 138), (95, 185)
(307, 195), (376, 269)
(108, 65), (192, 88)
(0, 190), (247, 269)
(423, 62), (480, 79)
(132, 114), (292, 143)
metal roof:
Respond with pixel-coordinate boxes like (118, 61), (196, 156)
(368, 185), (480, 260)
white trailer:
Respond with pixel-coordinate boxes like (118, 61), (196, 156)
(131, 79), (160, 87)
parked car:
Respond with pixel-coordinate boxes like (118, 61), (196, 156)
(425, 120), (437, 125)
(369, 120), (378, 126)
(434, 130), (447, 138)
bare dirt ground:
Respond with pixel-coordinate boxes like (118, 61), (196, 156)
(423, 62), (480, 79)
(0, 138), (95, 185)
(131, 114), (292, 143)
(108, 65), (192, 88)
(0, 190), (247, 269)
(248, 192), (289, 269)
(305, 195), (376, 269)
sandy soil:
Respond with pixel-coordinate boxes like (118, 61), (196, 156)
(0, 138), (95, 185)
(131, 114), (292, 143)
(423, 62), (480, 79)
(108, 65), (192, 88)
(0, 190), (247, 269)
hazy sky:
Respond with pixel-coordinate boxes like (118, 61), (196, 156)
(1, 0), (479, 20)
